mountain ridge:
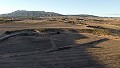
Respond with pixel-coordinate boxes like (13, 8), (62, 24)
(0, 10), (98, 18)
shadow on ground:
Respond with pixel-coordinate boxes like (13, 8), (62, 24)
(0, 29), (109, 68)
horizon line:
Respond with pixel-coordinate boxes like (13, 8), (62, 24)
(0, 10), (120, 18)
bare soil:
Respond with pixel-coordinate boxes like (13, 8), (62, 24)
(0, 18), (120, 68)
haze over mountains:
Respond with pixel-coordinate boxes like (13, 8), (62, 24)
(0, 10), (98, 18)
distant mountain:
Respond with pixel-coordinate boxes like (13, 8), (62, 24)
(0, 10), (99, 18)
(0, 10), (62, 18)
(67, 14), (99, 17)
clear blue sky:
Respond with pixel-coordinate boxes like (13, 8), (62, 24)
(0, 0), (120, 17)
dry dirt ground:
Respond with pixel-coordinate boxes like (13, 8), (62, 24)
(0, 23), (90, 35)
(0, 29), (120, 68)
(0, 19), (120, 68)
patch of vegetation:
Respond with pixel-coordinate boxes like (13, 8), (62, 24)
(75, 29), (109, 35)
(36, 28), (113, 36)
(93, 19), (104, 22)
(86, 25), (105, 29)
(93, 29), (111, 35)
(113, 24), (120, 26)
(4, 29), (35, 34)
(0, 19), (14, 24)
(86, 25), (120, 36)
(64, 21), (76, 25)
(3, 28), (120, 37)
(36, 28), (65, 33)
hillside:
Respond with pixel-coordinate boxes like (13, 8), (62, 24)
(0, 10), (62, 17)
(0, 10), (98, 18)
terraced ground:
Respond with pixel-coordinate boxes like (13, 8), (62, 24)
(0, 29), (120, 68)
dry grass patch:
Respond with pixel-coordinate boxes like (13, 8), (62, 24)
(86, 40), (120, 68)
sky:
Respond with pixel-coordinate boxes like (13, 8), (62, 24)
(0, 0), (120, 17)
